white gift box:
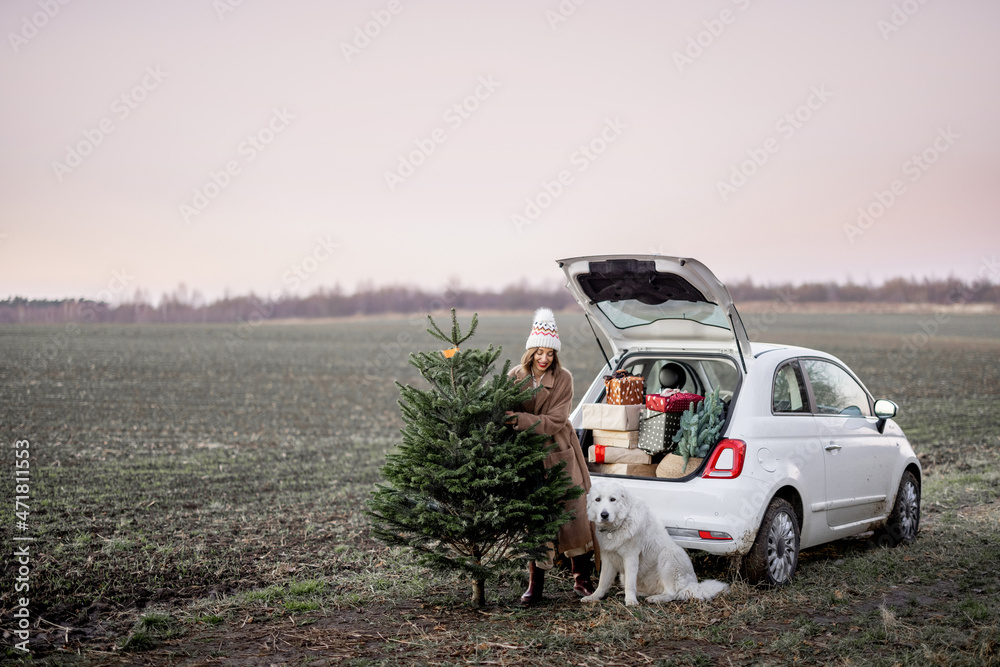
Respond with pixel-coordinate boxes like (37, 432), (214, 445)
(581, 403), (643, 431)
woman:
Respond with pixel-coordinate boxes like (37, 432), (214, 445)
(505, 308), (596, 603)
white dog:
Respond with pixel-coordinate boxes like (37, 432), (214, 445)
(581, 480), (729, 606)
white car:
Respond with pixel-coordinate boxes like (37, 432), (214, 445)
(560, 255), (921, 586)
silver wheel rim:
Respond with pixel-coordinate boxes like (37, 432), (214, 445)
(766, 511), (797, 584)
(898, 481), (920, 541)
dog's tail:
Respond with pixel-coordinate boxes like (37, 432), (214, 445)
(690, 579), (729, 600)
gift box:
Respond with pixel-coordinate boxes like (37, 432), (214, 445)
(589, 462), (658, 477)
(592, 429), (640, 449)
(604, 371), (645, 405)
(581, 403), (643, 431)
(637, 409), (683, 455)
(645, 392), (705, 413)
(655, 453), (704, 478)
(588, 444), (652, 464)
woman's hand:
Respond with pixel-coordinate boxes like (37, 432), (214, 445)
(504, 410), (518, 427)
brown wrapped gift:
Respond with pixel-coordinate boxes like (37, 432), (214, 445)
(589, 462), (658, 477)
(604, 371), (645, 405)
(587, 445), (653, 464)
(592, 429), (640, 449)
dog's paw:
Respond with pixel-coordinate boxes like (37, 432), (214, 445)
(625, 597), (640, 607)
(645, 594), (674, 604)
(580, 594), (600, 603)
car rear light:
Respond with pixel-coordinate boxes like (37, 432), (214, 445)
(702, 439), (746, 479)
(698, 530), (733, 540)
(668, 528), (734, 541)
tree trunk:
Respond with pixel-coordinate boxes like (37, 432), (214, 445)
(471, 578), (486, 607)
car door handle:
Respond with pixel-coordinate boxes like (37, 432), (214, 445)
(825, 443), (843, 451)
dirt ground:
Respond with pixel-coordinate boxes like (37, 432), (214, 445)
(20, 500), (998, 666)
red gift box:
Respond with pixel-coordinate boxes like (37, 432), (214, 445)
(588, 444), (652, 464)
(645, 392), (704, 413)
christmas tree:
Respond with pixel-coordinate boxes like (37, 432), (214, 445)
(672, 387), (725, 473)
(366, 310), (581, 607)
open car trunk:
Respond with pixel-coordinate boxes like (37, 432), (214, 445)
(557, 255), (753, 373)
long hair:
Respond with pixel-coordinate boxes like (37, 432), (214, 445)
(519, 347), (562, 377)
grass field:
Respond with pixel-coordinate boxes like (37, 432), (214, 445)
(2, 312), (999, 665)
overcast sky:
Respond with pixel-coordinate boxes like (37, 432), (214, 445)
(1, 0), (998, 303)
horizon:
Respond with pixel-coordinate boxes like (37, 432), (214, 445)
(4, 271), (995, 310)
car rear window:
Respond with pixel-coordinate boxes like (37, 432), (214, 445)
(596, 299), (731, 331)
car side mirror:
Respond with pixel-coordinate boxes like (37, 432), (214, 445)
(874, 399), (897, 433)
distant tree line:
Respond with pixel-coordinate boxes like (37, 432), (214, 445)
(1, 276), (996, 324)
(727, 275), (999, 305)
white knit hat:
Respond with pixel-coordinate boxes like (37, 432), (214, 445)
(525, 307), (561, 351)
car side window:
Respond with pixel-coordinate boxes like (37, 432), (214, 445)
(772, 361), (809, 413)
(801, 359), (871, 417)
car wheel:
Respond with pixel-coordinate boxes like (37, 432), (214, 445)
(874, 471), (920, 547)
(743, 497), (799, 587)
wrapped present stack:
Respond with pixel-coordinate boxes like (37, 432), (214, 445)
(583, 371), (656, 476)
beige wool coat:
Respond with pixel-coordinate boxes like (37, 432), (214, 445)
(508, 364), (595, 558)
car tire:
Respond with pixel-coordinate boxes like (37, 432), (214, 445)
(743, 497), (799, 587)
(873, 470), (920, 548)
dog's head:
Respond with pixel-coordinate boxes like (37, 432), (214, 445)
(587, 480), (631, 530)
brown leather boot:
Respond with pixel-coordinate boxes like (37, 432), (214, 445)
(570, 554), (596, 597)
(520, 561), (544, 604)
